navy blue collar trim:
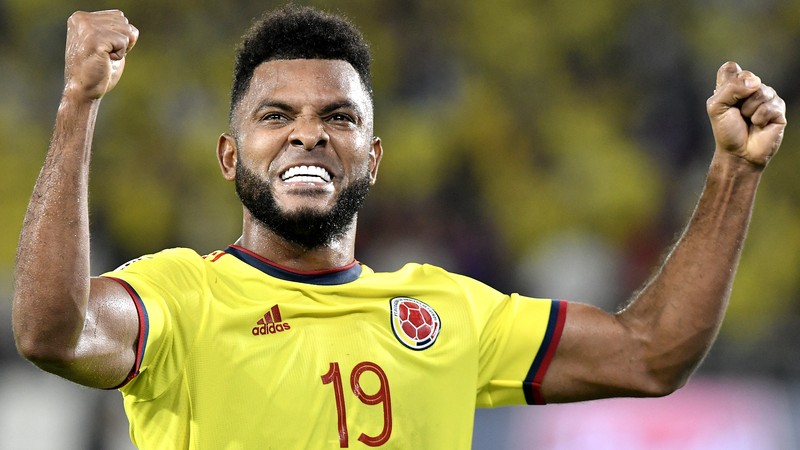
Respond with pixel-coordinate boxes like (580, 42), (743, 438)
(224, 245), (362, 285)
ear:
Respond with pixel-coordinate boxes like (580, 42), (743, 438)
(368, 136), (383, 185)
(217, 133), (238, 181)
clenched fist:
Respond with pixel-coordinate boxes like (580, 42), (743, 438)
(706, 61), (786, 167)
(64, 10), (138, 101)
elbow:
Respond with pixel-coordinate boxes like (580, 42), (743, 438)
(12, 310), (78, 370)
(621, 320), (709, 398)
(619, 336), (699, 398)
(14, 330), (75, 369)
(634, 370), (690, 398)
(629, 348), (699, 398)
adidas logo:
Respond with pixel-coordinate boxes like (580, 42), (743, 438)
(252, 304), (291, 336)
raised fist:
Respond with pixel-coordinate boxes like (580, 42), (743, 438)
(706, 61), (786, 167)
(64, 10), (138, 101)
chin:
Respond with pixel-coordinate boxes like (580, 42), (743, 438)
(277, 200), (335, 218)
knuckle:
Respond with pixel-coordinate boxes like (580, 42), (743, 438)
(67, 11), (85, 25)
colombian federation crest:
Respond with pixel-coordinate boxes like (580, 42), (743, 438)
(390, 297), (441, 350)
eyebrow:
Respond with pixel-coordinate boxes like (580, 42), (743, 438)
(252, 99), (365, 121)
(253, 100), (295, 116)
(320, 100), (363, 118)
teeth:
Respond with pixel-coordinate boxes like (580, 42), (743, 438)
(281, 165), (332, 182)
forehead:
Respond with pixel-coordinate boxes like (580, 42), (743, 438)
(243, 59), (371, 111)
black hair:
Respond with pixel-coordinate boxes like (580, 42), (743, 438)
(230, 4), (372, 121)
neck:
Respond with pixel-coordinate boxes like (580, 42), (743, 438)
(236, 212), (358, 271)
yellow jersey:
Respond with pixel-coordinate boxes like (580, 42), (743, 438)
(103, 245), (567, 449)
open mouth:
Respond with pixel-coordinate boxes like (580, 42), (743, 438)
(280, 165), (332, 184)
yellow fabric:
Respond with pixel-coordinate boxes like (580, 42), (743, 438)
(103, 247), (565, 449)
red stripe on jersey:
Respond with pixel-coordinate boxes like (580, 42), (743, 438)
(524, 300), (568, 405)
(104, 276), (150, 390)
(209, 251), (225, 262)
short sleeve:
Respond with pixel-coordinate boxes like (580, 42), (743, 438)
(452, 275), (567, 407)
(101, 248), (208, 400)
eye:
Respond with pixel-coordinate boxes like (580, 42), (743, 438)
(260, 112), (289, 122)
(327, 112), (355, 124)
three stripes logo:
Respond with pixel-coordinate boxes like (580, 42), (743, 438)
(252, 304), (291, 336)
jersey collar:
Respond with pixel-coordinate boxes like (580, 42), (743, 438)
(224, 245), (362, 285)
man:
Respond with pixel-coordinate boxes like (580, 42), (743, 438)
(12, 5), (786, 449)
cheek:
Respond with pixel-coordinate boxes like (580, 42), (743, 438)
(238, 132), (285, 170)
(333, 131), (371, 156)
(341, 146), (373, 174)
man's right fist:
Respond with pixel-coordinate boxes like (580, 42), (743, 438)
(64, 10), (138, 101)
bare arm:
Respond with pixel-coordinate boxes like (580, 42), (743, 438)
(541, 62), (787, 402)
(12, 10), (140, 389)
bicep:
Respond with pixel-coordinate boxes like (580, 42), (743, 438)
(539, 302), (658, 403)
(66, 276), (140, 388)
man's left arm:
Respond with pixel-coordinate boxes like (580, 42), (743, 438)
(540, 62), (786, 403)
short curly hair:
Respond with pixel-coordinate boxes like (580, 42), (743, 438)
(229, 4), (372, 121)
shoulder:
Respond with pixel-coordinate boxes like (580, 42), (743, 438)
(113, 247), (206, 269)
(365, 262), (454, 281)
(103, 248), (216, 285)
(364, 262), (499, 296)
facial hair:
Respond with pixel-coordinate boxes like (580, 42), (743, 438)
(234, 159), (371, 250)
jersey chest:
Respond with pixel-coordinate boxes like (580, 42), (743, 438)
(181, 281), (478, 447)
(196, 280), (473, 374)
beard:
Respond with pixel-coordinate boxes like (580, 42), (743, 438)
(234, 159), (371, 251)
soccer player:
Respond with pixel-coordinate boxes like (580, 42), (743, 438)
(12, 6), (786, 449)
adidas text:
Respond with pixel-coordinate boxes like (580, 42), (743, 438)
(252, 322), (291, 336)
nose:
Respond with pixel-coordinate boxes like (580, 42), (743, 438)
(289, 116), (328, 150)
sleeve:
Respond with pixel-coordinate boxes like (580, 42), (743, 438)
(100, 248), (208, 400)
(453, 275), (567, 407)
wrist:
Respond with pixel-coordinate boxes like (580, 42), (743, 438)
(56, 89), (101, 121)
(61, 80), (105, 106)
(711, 148), (766, 175)
(707, 149), (765, 191)
(50, 88), (102, 164)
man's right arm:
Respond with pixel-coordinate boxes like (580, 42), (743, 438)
(12, 10), (141, 389)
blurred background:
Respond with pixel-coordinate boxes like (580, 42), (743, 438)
(2, 0), (800, 448)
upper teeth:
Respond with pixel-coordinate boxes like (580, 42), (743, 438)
(281, 165), (332, 182)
